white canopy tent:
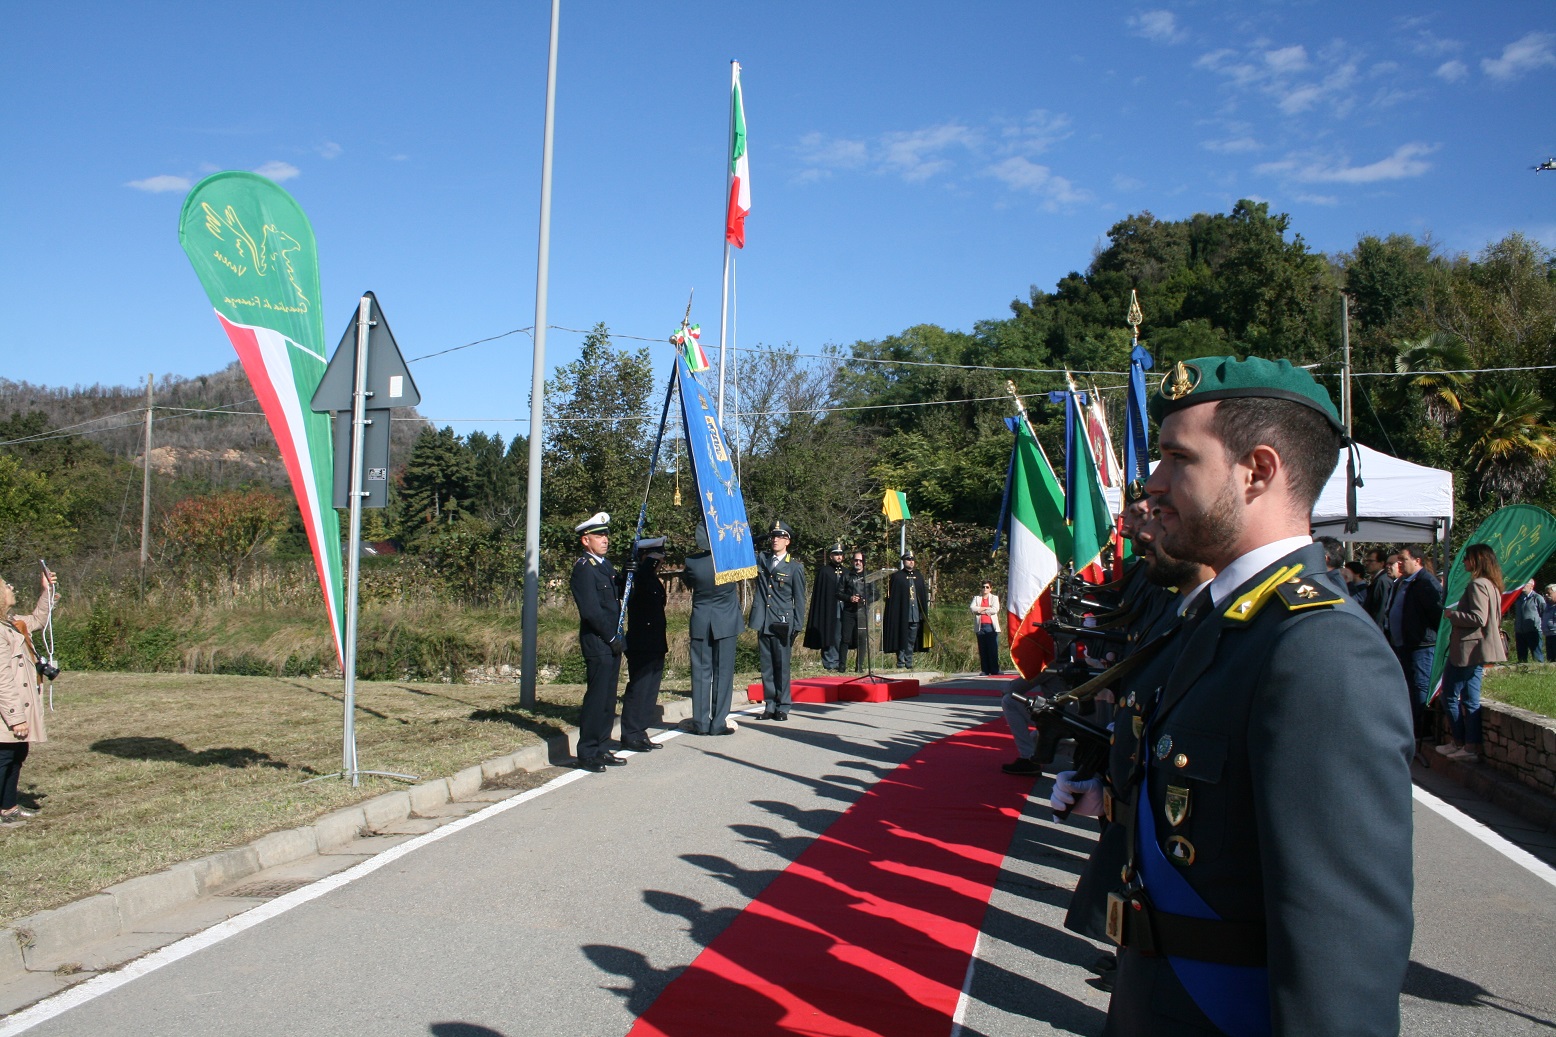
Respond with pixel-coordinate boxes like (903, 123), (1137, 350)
(1310, 443), (1454, 544)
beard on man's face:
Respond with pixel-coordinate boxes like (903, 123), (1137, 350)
(1158, 477), (1242, 567)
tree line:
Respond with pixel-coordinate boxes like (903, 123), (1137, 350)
(4, 199), (1554, 604)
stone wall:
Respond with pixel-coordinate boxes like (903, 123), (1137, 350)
(1452, 699), (1556, 798)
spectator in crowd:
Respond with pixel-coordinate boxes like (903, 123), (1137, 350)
(1363, 547), (1395, 630)
(1512, 579), (1545, 663)
(0, 569), (60, 823)
(1439, 543), (1507, 762)
(1544, 584), (1556, 663)
(970, 580), (1001, 676)
(1318, 535), (1345, 573)
(1388, 544), (1443, 743)
(1342, 560), (1368, 599)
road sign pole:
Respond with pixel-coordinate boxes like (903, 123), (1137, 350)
(343, 295), (373, 787)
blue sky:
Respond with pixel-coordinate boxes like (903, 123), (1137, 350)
(3, 2), (1553, 440)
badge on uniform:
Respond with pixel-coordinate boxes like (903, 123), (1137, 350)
(1106, 892), (1128, 945)
(1132, 716), (1144, 739)
(1154, 734), (1172, 760)
(1166, 835), (1196, 866)
(1165, 784), (1191, 827)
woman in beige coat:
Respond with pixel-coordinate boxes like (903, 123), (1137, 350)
(1438, 543), (1506, 763)
(0, 570), (59, 824)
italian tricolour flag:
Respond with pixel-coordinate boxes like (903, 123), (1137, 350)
(1006, 418), (1072, 677)
(725, 67), (750, 249)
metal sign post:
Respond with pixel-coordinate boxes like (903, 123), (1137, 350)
(310, 293), (421, 787)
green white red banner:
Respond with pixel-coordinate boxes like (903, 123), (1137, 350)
(726, 67), (750, 248)
(178, 172), (345, 665)
(1006, 418), (1070, 677)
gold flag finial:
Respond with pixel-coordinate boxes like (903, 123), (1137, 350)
(1126, 289), (1143, 342)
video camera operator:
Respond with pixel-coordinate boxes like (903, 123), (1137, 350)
(0, 567), (60, 825)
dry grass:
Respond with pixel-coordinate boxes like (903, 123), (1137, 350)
(0, 671), (646, 926)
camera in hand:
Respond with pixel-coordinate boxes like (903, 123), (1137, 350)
(36, 659), (60, 681)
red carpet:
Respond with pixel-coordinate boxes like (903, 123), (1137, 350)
(628, 719), (1026, 1036)
(747, 675), (920, 704)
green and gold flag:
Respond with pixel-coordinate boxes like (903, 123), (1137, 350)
(178, 172), (344, 664)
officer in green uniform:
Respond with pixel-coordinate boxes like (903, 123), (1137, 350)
(1051, 357), (1413, 1036)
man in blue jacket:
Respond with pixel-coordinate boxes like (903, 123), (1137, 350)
(569, 512), (627, 773)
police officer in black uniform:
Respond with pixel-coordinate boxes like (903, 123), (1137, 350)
(1052, 357), (1413, 1036)
(569, 512), (627, 773)
(616, 535), (668, 754)
(750, 520), (807, 720)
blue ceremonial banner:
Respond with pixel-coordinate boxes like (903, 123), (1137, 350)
(1124, 344), (1153, 484)
(677, 357), (758, 584)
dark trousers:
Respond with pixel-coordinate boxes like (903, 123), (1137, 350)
(577, 651), (621, 759)
(1394, 644), (1434, 740)
(977, 625), (1000, 675)
(0, 742), (30, 811)
(759, 633), (794, 712)
(622, 652), (664, 742)
(1515, 630), (1544, 663)
(688, 634), (736, 734)
(839, 609), (862, 671)
(897, 621), (921, 669)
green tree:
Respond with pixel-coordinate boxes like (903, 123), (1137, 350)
(1391, 332), (1471, 429)
(397, 426), (478, 544)
(160, 488), (287, 581)
(1456, 382), (1556, 506)
(0, 455), (73, 570)
(542, 324), (655, 547)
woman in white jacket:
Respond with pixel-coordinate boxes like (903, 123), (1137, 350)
(970, 581), (1001, 676)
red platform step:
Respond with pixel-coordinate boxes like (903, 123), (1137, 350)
(746, 673), (920, 704)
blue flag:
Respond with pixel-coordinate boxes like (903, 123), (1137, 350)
(1124, 344), (1153, 484)
(677, 357), (758, 583)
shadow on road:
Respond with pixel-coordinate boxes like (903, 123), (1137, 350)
(429, 1025), (510, 1037)
(1405, 960), (1556, 1030)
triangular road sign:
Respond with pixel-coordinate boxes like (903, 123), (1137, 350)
(312, 291), (422, 412)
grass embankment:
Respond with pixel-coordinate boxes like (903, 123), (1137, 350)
(0, 672), (626, 927)
(1482, 663), (1556, 719)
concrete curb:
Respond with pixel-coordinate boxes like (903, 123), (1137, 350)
(0, 694), (705, 987)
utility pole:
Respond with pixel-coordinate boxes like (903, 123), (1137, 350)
(139, 373), (154, 599)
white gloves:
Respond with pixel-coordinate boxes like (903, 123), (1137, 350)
(1050, 770), (1104, 819)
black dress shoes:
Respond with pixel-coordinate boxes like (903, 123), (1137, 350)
(577, 757), (607, 772)
(710, 726), (736, 735)
(620, 738), (659, 752)
(600, 752), (627, 766)
(774, 712), (789, 721)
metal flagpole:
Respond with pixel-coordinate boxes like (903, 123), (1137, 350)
(521, 0), (561, 712)
(716, 60), (738, 425)
(730, 255), (741, 479)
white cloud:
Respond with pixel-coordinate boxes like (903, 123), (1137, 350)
(879, 123), (980, 182)
(1113, 173), (1146, 191)
(1435, 60), (1469, 83)
(1295, 192), (1340, 206)
(1482, 32), (1556, 81)
(1129, 10), (1187, 45)
(252, 160), (300, 182)
(316, 141), (343, 160)
(1202, 136), (1262, 154)
(1256, 142), (1437, 184)
(1264, 45), (1309, 74)
(984, 156), (1092, 209)
(126, 174), (192, 193)
(794, 115), (1091, 208)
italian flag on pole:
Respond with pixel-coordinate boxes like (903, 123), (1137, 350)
(1006, 418), (1071, 677)
(725, 65), (750, 249)
(1069, 390), (1115, 583)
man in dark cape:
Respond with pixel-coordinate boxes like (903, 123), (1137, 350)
(803, 544), (848, 670)
(881, 551), (930, 668)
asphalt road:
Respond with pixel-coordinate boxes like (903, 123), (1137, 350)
(7, 692), (1555, 1037)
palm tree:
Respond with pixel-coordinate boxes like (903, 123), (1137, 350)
(1457, 382), (1556, 505)
(1394, 332), (1471, 428)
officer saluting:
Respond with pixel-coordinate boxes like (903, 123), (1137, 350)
(750, 520), (807, 720)
(569, 512), (627, 773)
(1053, 357), (1413, 1035)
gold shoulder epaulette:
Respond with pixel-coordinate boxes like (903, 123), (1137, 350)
(1223, 564), (1304, 622)
(1274, 571), (1346, 611)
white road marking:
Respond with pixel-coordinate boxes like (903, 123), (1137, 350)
(1412, 782), (1556, 890)
(0, 727), (700, 1036)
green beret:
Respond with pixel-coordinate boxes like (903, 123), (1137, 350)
(1150, 355), (1342, 431)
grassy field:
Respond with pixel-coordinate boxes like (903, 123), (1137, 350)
(0, 672), (681, 927)
(1481, 663), (1556, 719)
